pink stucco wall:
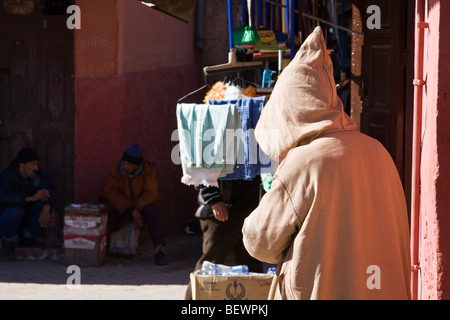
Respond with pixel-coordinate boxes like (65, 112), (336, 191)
(73, 0), (201, 233)
(418, 0), (450, 299)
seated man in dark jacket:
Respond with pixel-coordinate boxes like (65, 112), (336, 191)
(0, 147), (56, 260)
(99, 143), (167, 266)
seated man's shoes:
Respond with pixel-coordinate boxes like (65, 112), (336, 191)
(154, 249), (168, 266)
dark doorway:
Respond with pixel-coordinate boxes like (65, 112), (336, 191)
(359, 0), (407, 174)
(355, 0), (413, 188)
(0, 0), (74, 215)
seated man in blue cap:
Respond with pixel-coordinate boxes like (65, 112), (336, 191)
(0, 147), (56, 260)
(100, 143), (168, 266)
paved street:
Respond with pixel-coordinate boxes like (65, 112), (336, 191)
(0, 232), (203, 300)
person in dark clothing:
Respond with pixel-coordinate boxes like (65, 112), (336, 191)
(185, 178), (263, 300)
(0, 147), (56, 260)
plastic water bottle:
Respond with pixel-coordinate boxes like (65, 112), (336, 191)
(221, 265), (249, 276)
(193, 261), (214, 275)
(46, 209), (59, 247)
(267, 267), (277, 275)
(208, 264), (249, 276)
(195, 261), (251, 276)
(209, 264), (221, 275)
(229, 265), (249, 275)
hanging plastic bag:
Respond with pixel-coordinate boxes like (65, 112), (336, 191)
(233, 25), (260, 47)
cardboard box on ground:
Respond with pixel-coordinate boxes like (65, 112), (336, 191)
(190, 273), (274, 300)
(190, 262), (274, 300)
(63, 204), (140, 266)
(63, 204), (107, 266)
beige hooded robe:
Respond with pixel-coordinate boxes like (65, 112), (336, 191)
(242, 27), (411, 300)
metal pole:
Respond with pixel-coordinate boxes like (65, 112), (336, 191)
(411, 0), (427, 301)
(228, 0), (234, 50)
(290, 0), (295, 60)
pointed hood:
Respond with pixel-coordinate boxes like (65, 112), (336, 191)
(255, 27), (357, 163)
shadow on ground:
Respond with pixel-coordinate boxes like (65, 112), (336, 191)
(0, 232), (203, 286)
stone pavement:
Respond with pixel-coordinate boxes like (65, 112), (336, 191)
(0, 231), (204, 300)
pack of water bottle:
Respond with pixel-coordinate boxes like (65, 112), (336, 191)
(194, 260), (276, 276)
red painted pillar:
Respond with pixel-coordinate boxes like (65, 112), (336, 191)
(418, 0), (450, 299)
